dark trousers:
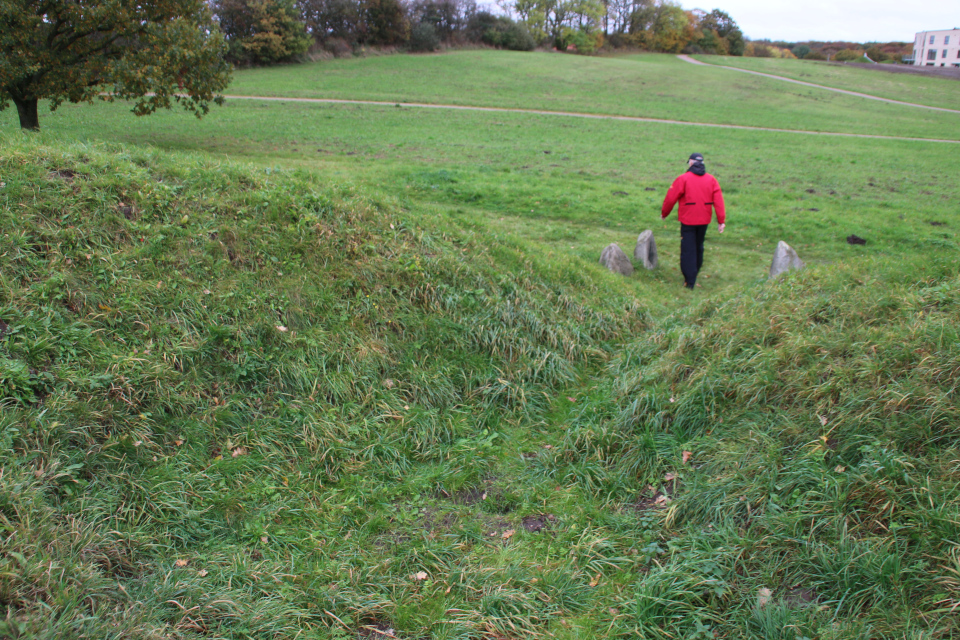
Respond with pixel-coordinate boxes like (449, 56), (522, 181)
(680, 224), (708, 289)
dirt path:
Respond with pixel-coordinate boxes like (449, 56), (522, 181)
(676, 54), (960, 115)
(222, 94), (960, 144)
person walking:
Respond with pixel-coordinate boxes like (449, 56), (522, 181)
(661, 152), (726, 289)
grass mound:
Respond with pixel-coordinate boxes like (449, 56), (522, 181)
(3, 135), (959, 639)
(545, 255), (960, 637)
(0, 138), (642, 638)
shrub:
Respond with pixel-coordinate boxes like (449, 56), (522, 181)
(465, 12), (535, 51)
(793, 44), (810, 58)
(408, 21), (440, 51)
(804, 50), (826, 60)
(323, 36), (354, 57)
(833, 48), (865, 62)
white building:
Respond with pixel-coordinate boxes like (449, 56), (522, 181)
(911, 29), (960, 67)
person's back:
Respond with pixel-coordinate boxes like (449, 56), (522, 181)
(661, 153), (726, 289)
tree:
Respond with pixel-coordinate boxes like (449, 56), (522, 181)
(0, 0), (232, 131)
(359, 0), (408, 45)
(215, 0), (311, 64)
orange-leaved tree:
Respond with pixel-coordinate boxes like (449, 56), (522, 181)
(0, 0), (232, 130)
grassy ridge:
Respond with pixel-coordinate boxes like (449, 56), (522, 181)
(540, 255), (960, 636)
(696, 55), (960, 111)
(0, 138), (644, 638)
(13, 97), (960, 306)
(4, 138), (960, 639)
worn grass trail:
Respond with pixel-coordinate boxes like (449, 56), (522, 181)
(220, 93), (960, 143)
(694, 54), (960, 111)
(680, 54), (960, 114)
(220, 51), (960, 140)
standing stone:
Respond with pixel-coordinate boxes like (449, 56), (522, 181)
(769, 241), (805, 279)
(600, 243), (633, 276)
(634, 230), (658, 270)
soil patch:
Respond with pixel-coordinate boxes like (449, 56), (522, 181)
(846, 234), (867, 245)
(785, 586), (818, 607)
(51, 169), (77, 182)
(357, 619), (397, 638)
(521, 514), (555, 533)
(928, 220), (946, 226)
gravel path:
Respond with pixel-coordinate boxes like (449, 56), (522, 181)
(676, 54), (960, 115)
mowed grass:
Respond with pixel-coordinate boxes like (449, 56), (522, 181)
(222, 51), (960, 139)
(696, 54), (960, 111)
(4, 51), (960, 639)
(13, 95), (960, 308)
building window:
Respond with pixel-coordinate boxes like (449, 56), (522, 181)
(930, 35), (936, 44)
(944, 49), (949, 58)
(928, 49), (938, 60)
(946, 36), (951, 44)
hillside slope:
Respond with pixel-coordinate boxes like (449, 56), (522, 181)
(2, 138), (959, 639)
(0, 138), (643, 639)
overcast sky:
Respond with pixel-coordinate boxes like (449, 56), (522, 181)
(707, 0), (958, 42)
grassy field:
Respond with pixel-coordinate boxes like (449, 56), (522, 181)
(3, 51), (960, 639)
(220, 51), (960, 140)
(695, 54), (960, 111)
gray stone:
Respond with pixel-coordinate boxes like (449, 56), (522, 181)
(600, 243), (633, 276)
(633, 230), (658, 270)
(769, 241), (805, 279)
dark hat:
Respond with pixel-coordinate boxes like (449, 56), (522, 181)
(689, 153), (704, 161)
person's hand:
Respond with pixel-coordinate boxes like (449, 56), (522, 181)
(718, 223), (725, 234)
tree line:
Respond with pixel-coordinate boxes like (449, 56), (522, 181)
(210, 0), (745, 62)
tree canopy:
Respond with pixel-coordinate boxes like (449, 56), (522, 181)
(0, 0), (232, 130)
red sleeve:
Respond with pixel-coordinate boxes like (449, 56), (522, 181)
(662, 175), (685, 218)
(713, 178), (725, 224)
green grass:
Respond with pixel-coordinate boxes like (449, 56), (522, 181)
(3, 50), (960, 639)
(695, 54), (960, 111)
(220, 51), (960, 140)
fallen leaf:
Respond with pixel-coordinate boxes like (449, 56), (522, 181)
(682, 451), (692, 464)
(669, 397), (675, 403)
(543, 444), (552, 449)
(835, 465), (846, 473)
(501, 529), (515, 540)
(589, 573), (601, 587)
(174, 439), (184, 446)
(663, 473), (676, 482)
(260, 535), (268, 544)
(414, 571), (428, 581)
(654, 494), (670, 507)
(481, 492), (487, 500)
(232, 447), (246, 458)
(174, 559), (189, 567)
(203, 289), (211, 295)
(134, 440), (142, 447)
(818, 414), (828, 426)
(276, 325), (288, 332)
(198, 569), (208, 577)
(567, 396), (576, 402)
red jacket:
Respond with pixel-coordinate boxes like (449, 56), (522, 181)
(661, 171), (726, 225)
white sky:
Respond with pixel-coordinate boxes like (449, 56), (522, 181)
(701, 0), (959, 42)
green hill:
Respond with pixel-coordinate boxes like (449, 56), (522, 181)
(4, 50), (960, 639)
(3, 136), (960, 639)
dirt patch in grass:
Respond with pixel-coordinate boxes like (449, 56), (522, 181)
(634, 475), (678, 512)
(846, 234), (867, 245)
(357, 619), (397, 638)
(521, 514), (555, 533)
(785, 586), (818, 607)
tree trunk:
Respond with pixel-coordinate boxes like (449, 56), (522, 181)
(12, 96), (39, 131)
